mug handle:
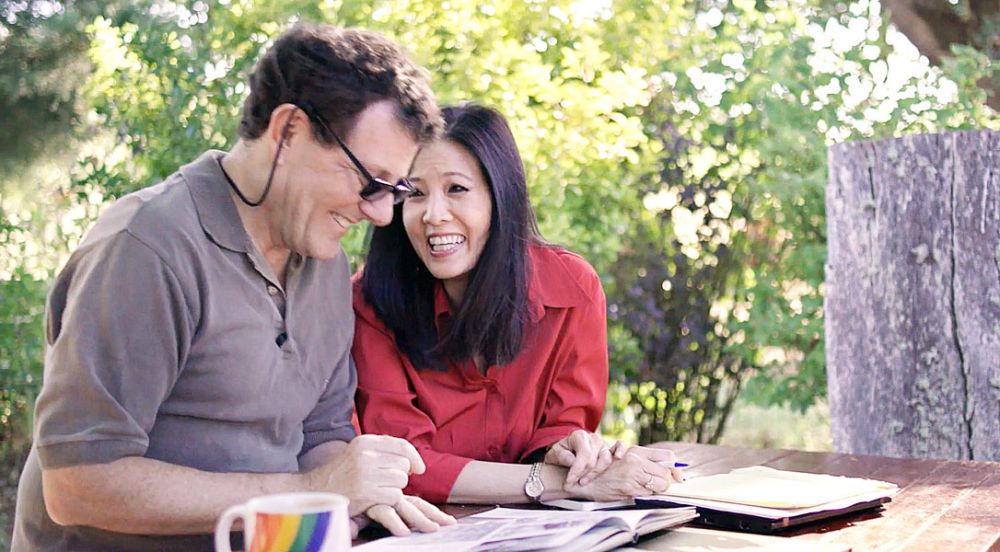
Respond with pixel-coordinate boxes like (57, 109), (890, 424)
(214, 504), (248, 552)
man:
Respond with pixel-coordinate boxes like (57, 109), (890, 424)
(13, 23), (453, 550)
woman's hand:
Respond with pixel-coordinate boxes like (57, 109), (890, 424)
(563, 446), (684, 501)
(544, 430), (624, 487)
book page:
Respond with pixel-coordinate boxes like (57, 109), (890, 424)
(659, 466), (897, 509)
(353, 519), (510, 551)
(355, 507), (698, 551)
(475, 506), (694, 532)
(541, 497), (636, 510)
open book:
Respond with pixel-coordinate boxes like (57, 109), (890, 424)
(636, 466), (898, 532)
(354, 506), (698, 552)
(541, 497), (635, 511)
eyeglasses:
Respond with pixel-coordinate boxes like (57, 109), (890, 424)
(300, 104), (415, 205)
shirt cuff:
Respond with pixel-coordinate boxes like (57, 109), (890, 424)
(302, 424), (357, 456)
(404, 450), (475, 503)
(36, 439), (147, 469)
(520, 426), (579, 462)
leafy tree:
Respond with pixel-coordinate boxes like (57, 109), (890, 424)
(880, 0), (999, 109)
(1, 4), (997, 519)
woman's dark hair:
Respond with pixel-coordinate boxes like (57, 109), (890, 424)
(239, 23), (441, 144)
(362, 104), (542, 370)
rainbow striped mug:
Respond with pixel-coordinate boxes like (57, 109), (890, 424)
(215, 493), (350, 552)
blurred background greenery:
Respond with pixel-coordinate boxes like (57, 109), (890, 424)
(1, 0), (997, 545)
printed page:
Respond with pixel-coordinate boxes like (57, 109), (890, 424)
(472, 508), (697, 552)
(356, 507), (699, 551)
(355, 509), (627, 551)
(352, 518), (511, 551)
(474, 506), (687, 532)
(476, 518), (623, 551)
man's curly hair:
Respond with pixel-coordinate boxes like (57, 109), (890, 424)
(239, 23), (442, 144)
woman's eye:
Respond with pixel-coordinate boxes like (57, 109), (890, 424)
(449, 184), (469, 193)
(408, 189), (425, 198)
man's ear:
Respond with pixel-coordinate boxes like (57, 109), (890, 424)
(266, 103), (307, 164)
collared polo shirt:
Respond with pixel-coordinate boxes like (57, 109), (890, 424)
(353, 244), (609, 503)
(13, 150), (357, 551)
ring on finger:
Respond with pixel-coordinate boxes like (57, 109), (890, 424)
(644, 473), (655, 490)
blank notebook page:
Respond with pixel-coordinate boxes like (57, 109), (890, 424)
(663, 466), (898, 509)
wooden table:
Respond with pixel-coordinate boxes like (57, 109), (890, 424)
(643, 442), (1000, 551)
(361, 442), (1000, 551)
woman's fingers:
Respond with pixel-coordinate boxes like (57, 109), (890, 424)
(564, 432), (601, 486)
(545, 443), (577, 468)
(578, 444), (613, 486)
(610, 440), (627, 460)
(636, 472), (670, 495)
(669, 466), (685, 483)
(627, 445), (676, 464)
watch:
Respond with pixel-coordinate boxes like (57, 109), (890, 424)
(524, 462), (544, 502)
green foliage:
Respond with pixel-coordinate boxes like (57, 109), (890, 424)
(1, 0), (998, 475)
(0, 269), (46, 450)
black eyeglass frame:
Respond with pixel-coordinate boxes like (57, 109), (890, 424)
(299, 104), (415, 205)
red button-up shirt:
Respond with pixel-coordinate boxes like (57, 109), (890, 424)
(352, 245), (609, 502)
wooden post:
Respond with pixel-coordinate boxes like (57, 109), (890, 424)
(826, 130), (1000, 461)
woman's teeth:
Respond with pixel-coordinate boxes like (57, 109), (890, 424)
(429, 235), (466, 252)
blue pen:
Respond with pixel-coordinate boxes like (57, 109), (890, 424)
(658, 461), (689, 468)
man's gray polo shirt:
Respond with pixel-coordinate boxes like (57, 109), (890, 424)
(12, 150), (357, 551)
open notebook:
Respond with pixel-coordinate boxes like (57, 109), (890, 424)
(636, 466), (898, 533)
(354, 506), (698, 551)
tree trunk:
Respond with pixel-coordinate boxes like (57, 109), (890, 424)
(826, 130), (1000, 461)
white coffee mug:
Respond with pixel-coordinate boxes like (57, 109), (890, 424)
(214, 492), (350, 552)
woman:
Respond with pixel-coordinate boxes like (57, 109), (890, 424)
(353, 104), (682, 504)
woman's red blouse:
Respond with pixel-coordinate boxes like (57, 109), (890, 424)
(352, 245), (609, 502)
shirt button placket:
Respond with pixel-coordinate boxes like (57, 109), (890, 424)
(266, 284), (288, 352)
(484, 379), (501, 459)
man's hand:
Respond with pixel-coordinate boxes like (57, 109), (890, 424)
(544, 430), (621, 487)
(303, 435), (426, 515)
(366, 496), (457, 536)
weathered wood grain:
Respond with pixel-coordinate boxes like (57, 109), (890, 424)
(826, 130), (1000, 461)
(381, 443), (1000, 552)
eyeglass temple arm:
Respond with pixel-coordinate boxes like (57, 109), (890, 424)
(303, 105), (378, 182)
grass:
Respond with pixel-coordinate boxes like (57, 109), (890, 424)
(718, 399), (833, 451)
(1, 446), (27, 550)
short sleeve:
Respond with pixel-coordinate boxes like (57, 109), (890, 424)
(34, 231), (193, 469)
(300, 344), (358, 456)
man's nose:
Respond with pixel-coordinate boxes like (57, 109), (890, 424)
(359, 194), (395, 227)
